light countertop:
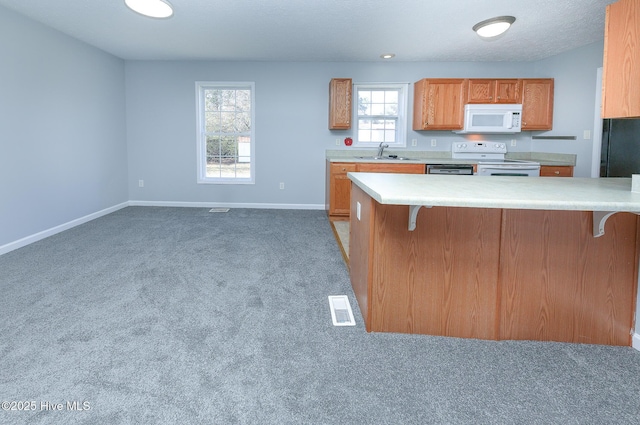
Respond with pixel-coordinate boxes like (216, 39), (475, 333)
(347, 173), (640, 212)
(326, 150), (576, 167)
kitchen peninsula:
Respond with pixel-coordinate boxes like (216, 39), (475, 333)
(348, 173), (640, 346)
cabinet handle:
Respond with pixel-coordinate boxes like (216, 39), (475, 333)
(554, 171), (560, 175)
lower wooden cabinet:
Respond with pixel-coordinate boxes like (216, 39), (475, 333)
(327, 161), (424, 220)
(327, 163), (357, 218)
(540, 165), (573, 177)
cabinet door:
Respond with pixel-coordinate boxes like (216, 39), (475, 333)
(520, 79), (554, 130)
(329, 78), (352, 129)
(467, 79), (495, 103)
(495, 79), (520, 103)
(413, 79), (466, 130)
(329, 163), (356, 217)
(467, 79), (519, 104)
(356, 163), (425, 174)
(602, 0), (640, 118)
(540, 166), (573, 177)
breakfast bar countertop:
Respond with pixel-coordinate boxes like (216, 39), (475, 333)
(347, 173), (640, 212)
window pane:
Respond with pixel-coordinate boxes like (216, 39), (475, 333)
(385, 130), (396, 142)
(205, 112), (221, 133)
(371, 104), (384, 115)
(235, 112), (251, 132)
(385, 104), (398, 115)
(205, 90), (222, 111)
(220, 111), (236, 132)
(358, 119), (372, 130)
(371, 91), (385, 103)
(385, 90), (398, 103)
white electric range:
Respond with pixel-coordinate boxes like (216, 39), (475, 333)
(452, 141), (540, 176)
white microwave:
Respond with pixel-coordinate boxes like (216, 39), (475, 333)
(454, 104), (522, 134)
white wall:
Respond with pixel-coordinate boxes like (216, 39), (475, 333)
(0, 5), (129, 248)
(125, 60), (541, 206)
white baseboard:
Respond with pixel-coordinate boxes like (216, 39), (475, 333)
(633, 332), (640, 352)
(0, 202), (129, 256)
(128, 200), (325, 210)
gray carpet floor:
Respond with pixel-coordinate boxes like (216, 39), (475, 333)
(1, 207), (640, 425)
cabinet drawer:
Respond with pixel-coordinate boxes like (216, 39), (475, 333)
(331, 163), (357, 174)
(540, 166), (573, 177)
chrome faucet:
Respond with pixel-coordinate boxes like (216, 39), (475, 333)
(377, 142), (389, 157)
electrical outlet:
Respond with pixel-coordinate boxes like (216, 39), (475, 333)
(335, 138), (340, 146)
(411, 139), (418, 147)
(279, 182), (285, 190)
(584, 130), (591, 140)
(430, 139), (437, 147)
(511, 139), (517, 147)
(138, 179), (144, 187)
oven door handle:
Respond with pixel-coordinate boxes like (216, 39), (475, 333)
(479, 165), (540, 171)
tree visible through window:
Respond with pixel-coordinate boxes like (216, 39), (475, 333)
(196, 82), (255, 184)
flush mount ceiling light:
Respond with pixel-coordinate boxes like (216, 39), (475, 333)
(125, 0), (174, 19)
(473, 16), (516, 38)
(380, 53), (396, 59)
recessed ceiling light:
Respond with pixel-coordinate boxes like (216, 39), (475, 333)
(473, 16), (516, 38)
(125, 0), (174, 19)
(380, 53), (396, 59)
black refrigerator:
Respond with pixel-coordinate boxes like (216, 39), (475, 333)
(600, 118), (640, 177)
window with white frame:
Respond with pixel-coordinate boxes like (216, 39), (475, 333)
(354, 83), (408, 147)
(196, 82), (255, 184)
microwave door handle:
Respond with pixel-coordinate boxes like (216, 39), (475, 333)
(504, 112), (513, 129)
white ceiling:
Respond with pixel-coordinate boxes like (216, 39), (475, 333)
(0, 0), (614, 62)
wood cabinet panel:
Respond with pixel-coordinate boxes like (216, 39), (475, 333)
(329, 78), (352, 129)
(499, 210), (638, 345)
(495, 79), (520, 103)
(520, 79), (554, 130)
(413, 79), (466, 130)
(328, 163), (356, 218)
(368, 205), (502, 338)
(356, 163), (424, 174)
(349, 184), (375, 330)
(540, 165), (573, 177)
(467, 79), (520, 104)
(602, 0), (640, 118)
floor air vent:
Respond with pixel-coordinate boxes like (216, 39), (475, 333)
(328, 295), (356, 326)
(209, 208), (230, 213)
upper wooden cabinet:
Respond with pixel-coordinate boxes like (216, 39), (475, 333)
(602, 0), (640, 118)
(329, 78), (352, 129)
(520, 79), (554, 131)
(413, 79), (467, 130)
(467, 79), (520, 104)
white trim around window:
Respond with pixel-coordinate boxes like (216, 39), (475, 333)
(195, 81), (256, 184)
(353, 82), (409, 148)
